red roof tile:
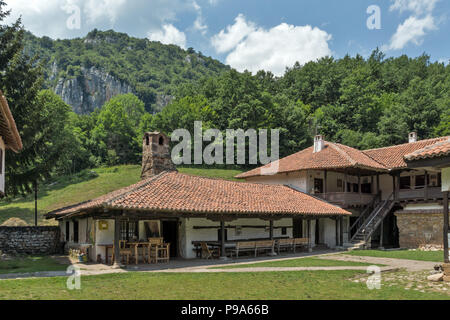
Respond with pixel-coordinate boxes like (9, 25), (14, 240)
(0, 92), (22, 152)
(236, 141), (387, 179)
(46, 171), (350, 218)
(363, 137), (448, 170)
(404, 138), (450, 161)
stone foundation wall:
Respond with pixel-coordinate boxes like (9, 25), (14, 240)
(0, 226), (62, 255)
(395, 211), (445, 248)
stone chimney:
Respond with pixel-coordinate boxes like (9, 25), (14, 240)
(141, 132), (176, 180)
(313, 135), (325, 153)
(408, 132), (418, 143)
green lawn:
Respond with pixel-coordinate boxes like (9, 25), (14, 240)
(0, 165), (243, 226)
(0, 256), (69, 275)
(212, 257), (380, 269)
(0, 271), (448, 300)
(345, 249), (444, 262)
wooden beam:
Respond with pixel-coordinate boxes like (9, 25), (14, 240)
(307, 219), (312, 252)
(444, 191), (449, 263)
(220, 220), (226, 258)
(335, 218), (339, 247)
(269, 220), (274, 240)
(113, 217), (121, 268)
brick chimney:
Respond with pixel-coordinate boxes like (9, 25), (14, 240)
(408, 132), (417, 143)
(141, 132), (176, 180)
(313, 135), (324, 153)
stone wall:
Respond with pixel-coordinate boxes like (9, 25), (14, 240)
(0, 226), (62, 255)
(395, 210), (445, 248)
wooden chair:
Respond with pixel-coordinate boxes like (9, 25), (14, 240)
(200, 242), (220, 259)
(155, 243), (170, 263)
(147, 238), (164, 263)
(112, 240), (132, 265)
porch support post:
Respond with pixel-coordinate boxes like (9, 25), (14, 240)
(443, 191), (449, 263)
(339, 217), (344, 247)
(358, 173), (361, 195)
(344, 170), (348, 193)
(377, 173), (380, 195)
(371, 175), (374, 194)
(269, 220), (274, 240)
(324, 170), (327, 194)
(307, 219), (312, 252)
(379, 218), (384, 249)
(424, 170), (428, 200)
(112, 216), (122, 268)
(220, 219), (227, 260)
(396, 172), (400, 200)
(335, 217), (339, 248)
(268, 219), (277, 256)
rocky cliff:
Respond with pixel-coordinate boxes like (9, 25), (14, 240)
(53, 65), (133, 114)
(23, 30), (229, 114)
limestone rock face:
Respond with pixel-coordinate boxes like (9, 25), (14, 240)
(53, 66), (133, 114)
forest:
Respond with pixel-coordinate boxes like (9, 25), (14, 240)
(0, 1), (449, 196)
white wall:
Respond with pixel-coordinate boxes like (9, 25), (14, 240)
(442, 167), (450, 192)
(180, 217), (294, 259)
(245, 171), (307, 192)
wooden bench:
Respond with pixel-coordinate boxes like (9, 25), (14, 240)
(293, 238), (309, 252)
(276, 238), (294, 254)
(232, 241), (256, 258)
(255, 240), (275, 257)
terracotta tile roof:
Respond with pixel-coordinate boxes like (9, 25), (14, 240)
(363, 137), (449, 170)
(46, 171), (350, 218)
(404, 138), (450, 161)
(0, 92), (22, 152)
(236, 141), (387, 179)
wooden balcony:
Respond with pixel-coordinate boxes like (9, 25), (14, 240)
(397, 186), (443, 201)
(315, 192), (376, 207)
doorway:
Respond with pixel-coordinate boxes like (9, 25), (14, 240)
(162, 220), (178, 257)
(293, 218), (303, 238)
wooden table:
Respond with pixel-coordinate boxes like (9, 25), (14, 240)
(128, 242), (151, 264)
(97, 244), (113, 264)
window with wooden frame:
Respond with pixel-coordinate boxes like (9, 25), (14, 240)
(120, 221), (139, 241)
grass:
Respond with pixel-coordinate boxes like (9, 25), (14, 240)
(0, 270), (448, 300)
(0, 165), (243, 226)
(212, 257), (381, 269)
(0, 256), (69, 275)
(345, 249), (444, 262)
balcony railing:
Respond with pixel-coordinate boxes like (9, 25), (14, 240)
(397, 186), (443, 201)
(315, 192), (376, 206)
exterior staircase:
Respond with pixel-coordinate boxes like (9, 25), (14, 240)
(349, 192), (396, 248)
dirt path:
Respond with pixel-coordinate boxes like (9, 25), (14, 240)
(0, 252), (437, 279)
(319, 254), (438, 272)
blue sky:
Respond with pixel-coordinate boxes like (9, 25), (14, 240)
(5, 0), (450, 75)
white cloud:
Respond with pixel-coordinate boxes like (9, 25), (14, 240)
(4, 0), (191, 40)
(83, 0), (126, 24)
(211, 14), (256, 53)
(191, 1), (208, 35)
(211, 15), (332, 76)
(389, 0), (439, 15)
(384, 15), (436, 50)
(384, 0), (440, 50)
(148, 24), (187, 48)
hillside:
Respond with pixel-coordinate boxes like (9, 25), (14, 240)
(23, 30), (229, 114)
(0, 166), (243, 226)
